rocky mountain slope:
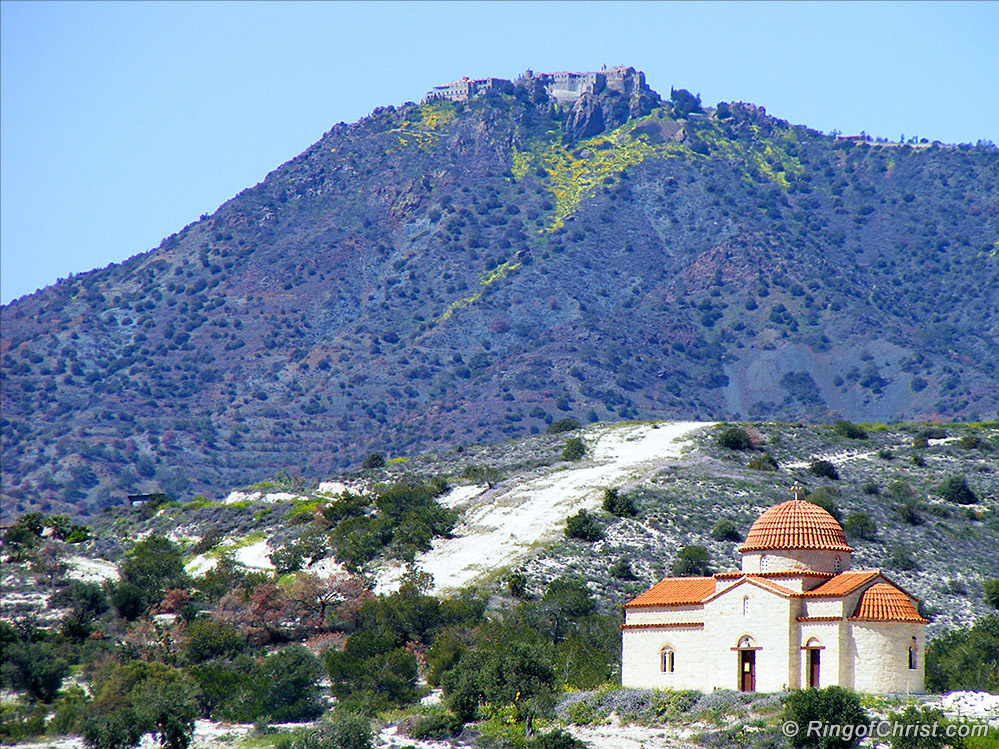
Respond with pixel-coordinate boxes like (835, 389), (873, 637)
(2, 68), (998, 516)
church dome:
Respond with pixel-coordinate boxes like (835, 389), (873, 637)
(738, 498), (854, 553)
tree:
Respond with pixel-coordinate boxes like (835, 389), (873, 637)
(289, 573), (363, 630)
(602, 487), (637, 517)
(843, 512), (877, 541)
(262, 645), (325, 722)
(925, 615), (999, 693)
(886, 705), (958, 749)
(936, 475), (977, 504)
(671, 545), (711, 577)
(120, 535), (188, 606)
(81, 696), (143, 749)
(670, 87), (703, 117)
(506, 572), (528, 599)
(325, 631), (419, 713)
(717, 426), (752, 450)
(782, 686), (867, 749)
(565, 509), (603, 542)
(131, 666), (201, 749)
(0, 636), (69, 702)
(52, 580), (108, 640)
(809, 459), (840, 480)
(538, 577), (596, 645)
(183, 619), (244, 664)
(361, 452), (385, 470)
(711, 518), (742, 542)
(561, 438), (585, 461)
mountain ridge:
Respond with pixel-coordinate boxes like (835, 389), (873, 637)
(2, 68), (998, 516)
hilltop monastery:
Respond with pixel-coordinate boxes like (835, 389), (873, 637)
(622, 493), (927, 694)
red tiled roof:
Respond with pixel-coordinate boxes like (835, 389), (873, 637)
(805, 571), (881, 597)
(738, 499), (854, 553)
(797, 616), (843, 622)
(620, 622), (704, 630)
(715, 570), (834, 580)
(624, 577), (716, 608)
(849, 583), (928, 623)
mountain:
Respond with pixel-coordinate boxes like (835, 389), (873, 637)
(2, 67), (998, 516)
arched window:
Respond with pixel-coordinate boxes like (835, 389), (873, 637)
(661, 646), (675, 673)
(908, 637), (918, 670)
(833, 556), (842, 573)
(738, 635), (756, 649)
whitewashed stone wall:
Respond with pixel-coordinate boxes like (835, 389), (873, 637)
(742, 549), (851, 574)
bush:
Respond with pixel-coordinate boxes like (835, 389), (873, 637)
(361, 452), (385, 470)
(894, 502), (923, 525)
(602, 487), (637, 517)
(276, 711), (372, 749)
(561, 438), (585, 461)
(925, 615), (999, 693)
(985, 579), (999, 610)
(531, 729), (586, 749)
(409, 708), (464, 740)
(833, 420), (868, 439)
(671, 546), (711, 577)
(507, 572), (528, 599)
(806, 487), (842, 522)
(782, 686), (867, 749)
(886, 705), (956, 749)
(565, 510), (603, 542)
(717, 426), (752, 450)
(711, 519), (742, 542)
(610, 556), (636, 580)
(748, 452), (778, 471)
(861, 481), (880, 495)
(843, 512), (877, 541)
(547, 418), (581, 434)
(809, 459), (839, 480)
(936, 475), (978, 504)
(184, 619), (244, 664)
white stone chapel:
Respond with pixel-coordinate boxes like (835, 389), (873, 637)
(621, 491), (926, 694)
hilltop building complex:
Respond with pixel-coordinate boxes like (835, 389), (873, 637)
(621, 492), (927, 694)
(424, 65), (647, 105)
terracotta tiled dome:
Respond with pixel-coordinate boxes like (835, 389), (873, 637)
(850, 583), (928, 623)
(738, 498), (854, 553)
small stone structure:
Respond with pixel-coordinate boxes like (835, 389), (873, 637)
(621, 491), (927, 694)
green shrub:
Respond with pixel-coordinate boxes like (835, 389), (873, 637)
(275, 711), (372, 749)
(886, 705), (957, 749)
(562, 438), (585, 461)
(833, 420), (868, 439)
(565, 510), (603, 542)
(843, 512), (877, 541)
(507, 571), (528, 598)
(184, 619), (244, 664)
(361, 452), (385, 470)
(809, 459), (839, 480)
(671, 545), (711, 577)
(602, 487), (637, 517)
(925, 615), (999, 693)
(782, 686), (867, 749)
(806, 487), (842, 522)
(711, 519), (742, 542)
(985, 579), (999, 610)
(717, 426), (752, 450)
(748, 452), (779, 471)
(937, 475), (978, 504)
(531, 729), (586, 749)
(409, 708), (464, 740)
(547, 418), (581, 434)
(861, 481), (880, 495)
(610, 556), (637, 580)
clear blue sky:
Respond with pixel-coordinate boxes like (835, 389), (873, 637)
(2, 1), (997, 304)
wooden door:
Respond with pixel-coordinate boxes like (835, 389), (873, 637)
(740, 650), (756, 692)
(808, 649), (820, 688)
